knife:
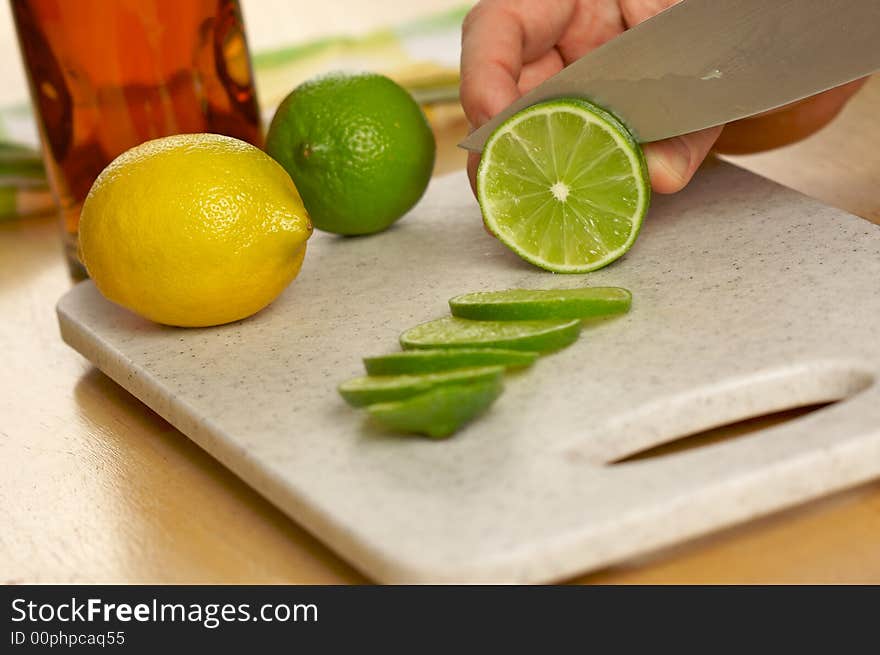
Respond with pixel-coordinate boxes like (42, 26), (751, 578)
(460, 0), (880, 151)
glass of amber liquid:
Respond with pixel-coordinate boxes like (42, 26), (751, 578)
(11, 0), (263, 278)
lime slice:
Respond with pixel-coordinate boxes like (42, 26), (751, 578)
(400, 316), (580, 352)
(338, 365), (503, 408)
(476, 98), (650, 273)
(367, 379), (503, 439)
(449, 287), (631, 320)
(363, 348), (537, 375)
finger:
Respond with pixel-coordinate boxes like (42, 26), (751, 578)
(518, 49), (565, 94)
(556, 0), (625, 63)
(752, 77), (866, 120)
(466, 152), (497, 237)
(460, 0), (577, 127)
(467, 151), (480, 196)
(618, 0), (681, 28)
(715, 78), (868, 154)
(459, 3), (521, 127)
(644, 125), (723, 194)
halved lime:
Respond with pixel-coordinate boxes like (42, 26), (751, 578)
(476, 98), (650, 273)
(449, 287), (631, 320)
(400, 316), (580, 352)
(338, 365), (503, 408)
(363, 348), (537, 375)
(367, 379), (503, 439)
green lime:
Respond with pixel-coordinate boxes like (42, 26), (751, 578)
(363, 348), (538, 375)
(400, 316), (580, 352)
(476, 98), (650, 273)
(367, 379), (503, 439)
(338, 365), (503, 408)
(449, 287), (631, 320)
(265, 71), (436, 235)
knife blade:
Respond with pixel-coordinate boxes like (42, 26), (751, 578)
(460, 0), (880, 152)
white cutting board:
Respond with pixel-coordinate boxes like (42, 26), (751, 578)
(57, 161), (880, 583)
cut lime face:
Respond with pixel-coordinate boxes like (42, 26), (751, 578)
(400, 316), (580, 352)
(476, 98), (650, 273)
(449, 287), (631, 320)
(338, 365), (504, 408)
(367, 379), (503, 439)
(363, 348), (537, 375)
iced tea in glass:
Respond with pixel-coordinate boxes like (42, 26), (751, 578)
(11, 0), (263, 278)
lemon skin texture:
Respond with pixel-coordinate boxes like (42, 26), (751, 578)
(79, 133), (313, 327)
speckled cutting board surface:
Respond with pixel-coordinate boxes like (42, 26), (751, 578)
(57, 161), (880, 583)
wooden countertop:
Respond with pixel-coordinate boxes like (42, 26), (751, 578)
(2, 77), (879, 584)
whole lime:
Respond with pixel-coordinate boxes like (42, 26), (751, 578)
(265, 71), (435, 235)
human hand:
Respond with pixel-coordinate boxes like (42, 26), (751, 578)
(460, 0), (865, 193)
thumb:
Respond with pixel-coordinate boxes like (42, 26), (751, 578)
(643, 125), (723, 194)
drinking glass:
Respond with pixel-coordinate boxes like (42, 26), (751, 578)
(11, 0), (263, 278)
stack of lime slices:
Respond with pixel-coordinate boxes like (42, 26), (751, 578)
(339, 287), (632, 438)
(338, 97), (648, 437)
(476, 99), (650, 273)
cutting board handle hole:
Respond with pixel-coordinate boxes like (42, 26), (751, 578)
(610, 402), (834, 464)
(562, 362), (875, 466)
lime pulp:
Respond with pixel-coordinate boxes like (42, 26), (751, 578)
(476, 98), (650, 273)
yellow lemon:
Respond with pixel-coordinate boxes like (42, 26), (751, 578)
(79, 134), (312, 327)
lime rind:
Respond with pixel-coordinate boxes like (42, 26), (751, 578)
(265, 72), (435, 236)
(476, 98), (650, 274)
(366, 379), (504, 439)
(399, 316), (581, 353)
(338, 365), (504, 408)
(363, 348), (538, 375)
(449, 287), (631, 320)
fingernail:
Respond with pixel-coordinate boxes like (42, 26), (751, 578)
(661, 137), (692, 183)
